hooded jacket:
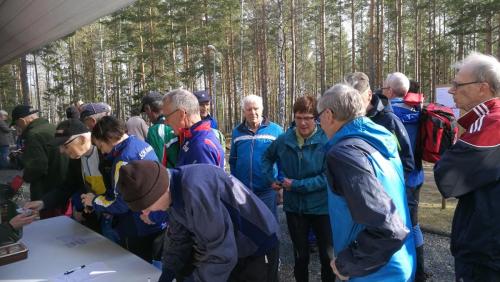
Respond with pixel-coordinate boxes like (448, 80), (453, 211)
(177, 120), (224, 168)
(434, 98), (500, 269)
(368, 93), (415, 175)
(391, 97), (425, 188)
(325, 117), (415, 281)
(163, 164), (280, 281)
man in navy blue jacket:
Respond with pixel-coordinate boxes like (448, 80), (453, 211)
(118, 160), (280, 282)
(162, 89), (224, 168)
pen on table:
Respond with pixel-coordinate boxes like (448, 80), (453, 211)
(64, 265), (86, 275)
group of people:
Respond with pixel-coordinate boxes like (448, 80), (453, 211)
(2, 51), (499, 282)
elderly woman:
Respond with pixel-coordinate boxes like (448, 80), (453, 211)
(229, 95), (283, 219)
(319, 84), (415, 281)
(262, 96), (334, 282)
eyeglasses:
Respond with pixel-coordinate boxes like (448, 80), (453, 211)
(381, 87), (390, 90)
(294, 115), (315, 122)
(451, 81), (481, 89)
(164, 109), (179, 120)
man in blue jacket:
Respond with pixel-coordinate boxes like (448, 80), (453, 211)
(319, 83), (416, 281)
(118, 160), (280, 282)
(230, 95), (283, 219)
(162, 89), (224, 168)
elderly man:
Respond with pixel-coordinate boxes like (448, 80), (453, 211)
(11, 105), (68, 218)
(319, 84), (415, 281)
(0, 110), (11, 169)
(383, 71), (427, 280)
(79, 102), (112, 130)
(162, 89), (224, 168)
(434, 52), (500, 281)
(25, 119), (110, 234)
(230, 95), (283, 219)
(142, 91), (178, 168)
(118, 160), (280, 282)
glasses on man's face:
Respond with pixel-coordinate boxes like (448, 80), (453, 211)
(318, 108), (331, 118)
(451, 80), (481, 89)
(164, 109), (179, 120)
(62, 136), (79, 149)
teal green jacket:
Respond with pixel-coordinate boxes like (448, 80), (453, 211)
(262, 125), (328, 215)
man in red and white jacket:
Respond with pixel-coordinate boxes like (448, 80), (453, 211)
(434, 52), (500, 281)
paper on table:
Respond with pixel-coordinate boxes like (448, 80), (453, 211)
(55, 234), (100, 248)
(51, 261), (116, 282)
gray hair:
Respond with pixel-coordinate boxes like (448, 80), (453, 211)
(241, 95), (263, 110)
(163, 88), (200, 116)
(344, 72), (371, 99)
(386, 72), (410, 97)
(318, 84), (366, 122)
(453, 52), (500, 97)
(0, 110), (7, 117)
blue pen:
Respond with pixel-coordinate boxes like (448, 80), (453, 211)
(64, 265), (86, 275)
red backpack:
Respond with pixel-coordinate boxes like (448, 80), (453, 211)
(416, 103), (459, 163)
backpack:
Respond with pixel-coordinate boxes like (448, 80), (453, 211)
(416, 103), (458, 163)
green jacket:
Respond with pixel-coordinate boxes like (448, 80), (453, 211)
(146, 116), (179, 168)
(21, 118), (68, 201)
(262, 125), (329, 215)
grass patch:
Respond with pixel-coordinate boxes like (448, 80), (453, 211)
(418, 162), (456, 235)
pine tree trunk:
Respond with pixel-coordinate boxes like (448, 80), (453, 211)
(320, 0), (326, 94)
(33, 53), (41, 110)
(369, 0), (375, 89)
(290, 0), (296, 106)
(20, 55), (30, 105)
(277, 0), (286, 127)
(351, 0), (356, 72)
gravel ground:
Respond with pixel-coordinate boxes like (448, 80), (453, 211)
(277, 206), (454, 282)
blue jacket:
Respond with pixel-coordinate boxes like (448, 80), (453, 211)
(391, 98), (424, 187)
(202, 114), (218, 129)
(368, 93), (414, 176)
(230, 118), (283, 195)
(177, 120), (224, 168)
(262, 125), (329, 215)
(163, 164), (280, 282)
(325, 117), (415, 281)
(93, 135), (165, 237)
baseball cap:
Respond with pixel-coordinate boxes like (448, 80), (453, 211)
(141, 91), (163, 112)
(53, 119), (90, 146)
(193, 90), (211, 103)
(80, 103), (111, 121)
(11, 105), (39, 126)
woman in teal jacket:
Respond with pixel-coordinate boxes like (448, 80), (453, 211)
(262, 96), (334, 282)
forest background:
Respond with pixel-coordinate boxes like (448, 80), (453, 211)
(0, 0), (499, 134)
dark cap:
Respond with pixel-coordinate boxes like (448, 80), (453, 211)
(141, 91), (163, 112)
(193, 90), (211, 103)
(118, 160), (169, 211)
(66, 106), (80, 119)
(11, 105), (39, 126)
(53, 119), (90, 145)
(80, 103), (111, 121)
(344, 72), (371, 94)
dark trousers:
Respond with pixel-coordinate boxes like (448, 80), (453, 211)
(406, 185), (422, 226)
(228, 246), (279, 282)
(455, 259), (500, 282)
(286, 212), (335, 282)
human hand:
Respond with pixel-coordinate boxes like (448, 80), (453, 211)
(81, 193), (96, 207)
(24, 200), (44, 211)
(271, 181), (283, 191)
(9, 213), (38, 230)
(330, 259), (349, 281)
(140, 211), (154, 225)
(73, 208), (85, 222)
(282, 178), (293, 190)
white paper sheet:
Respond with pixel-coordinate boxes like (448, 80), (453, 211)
(51, 262), (116, 282)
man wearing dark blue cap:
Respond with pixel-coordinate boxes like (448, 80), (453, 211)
(11, 105), (68, 219)
(193, 90), (218, 129)
(79, 102), (112, 130)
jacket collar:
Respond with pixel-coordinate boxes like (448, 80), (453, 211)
(458, 98), (500, 131)
(21, 118), (48, 138)
(237, 116), (271, 133)
(179, 120), (211, 144)
(366, 93), (387, 118)
(284, 125), (322, 148)
(153, 115), (165, 125)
